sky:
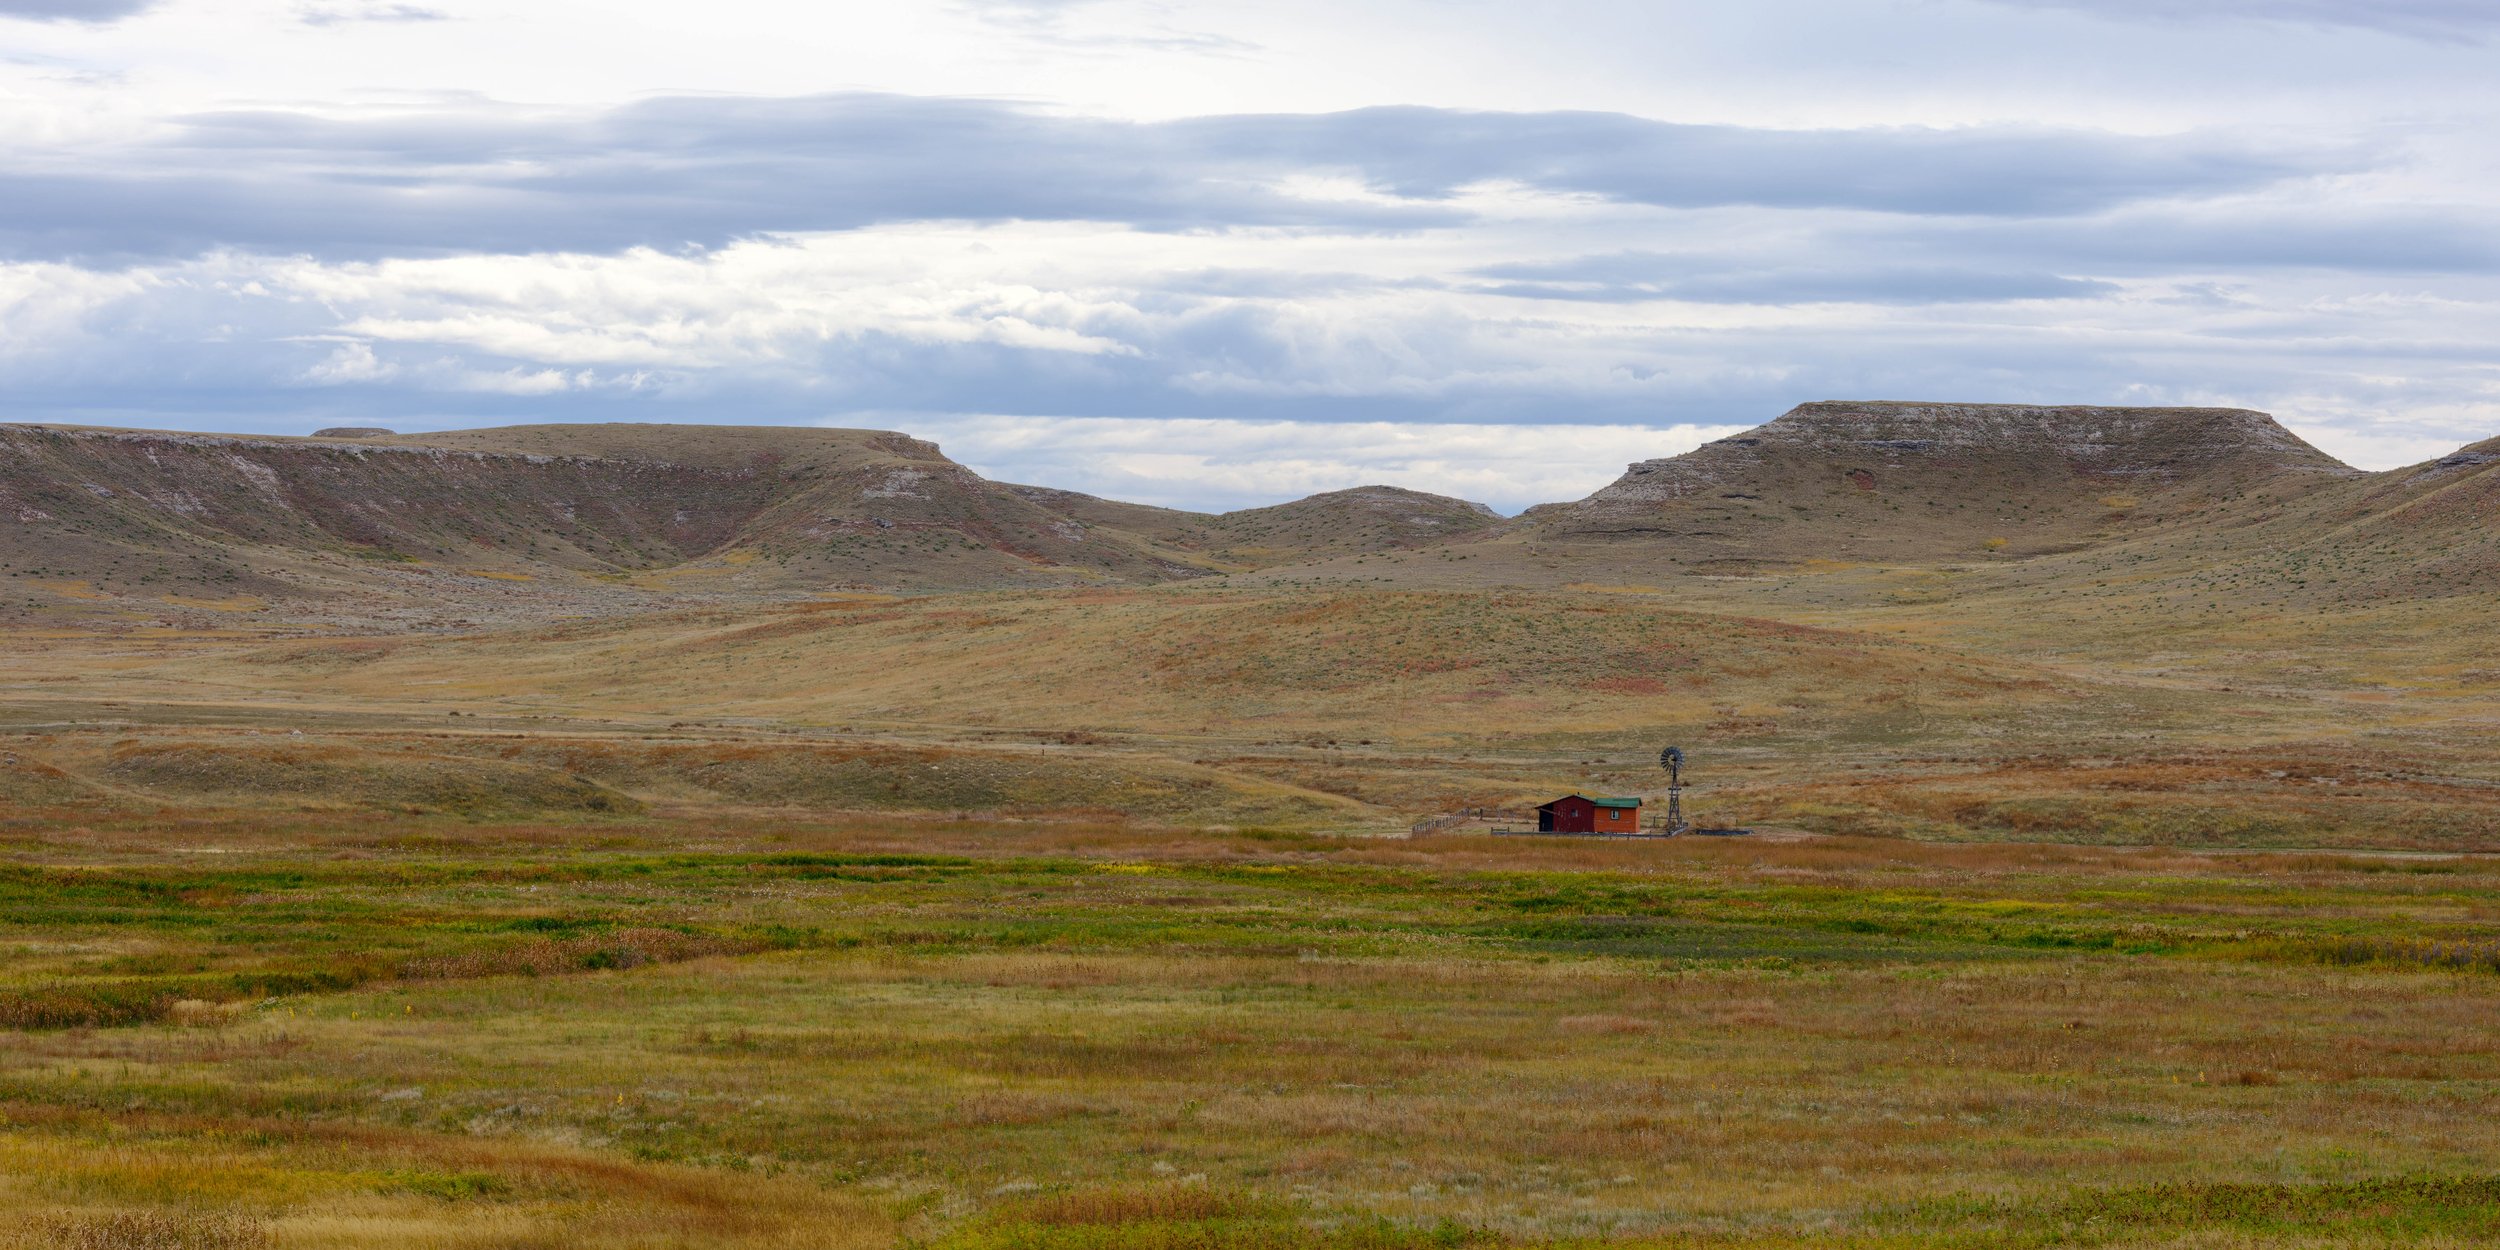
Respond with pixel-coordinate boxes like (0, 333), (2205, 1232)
(3, 0), (2498, 511)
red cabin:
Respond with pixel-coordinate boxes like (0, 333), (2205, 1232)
(1535, 794), (1643, 835)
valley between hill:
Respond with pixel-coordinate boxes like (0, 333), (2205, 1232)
(6, 403), (2500, 1249)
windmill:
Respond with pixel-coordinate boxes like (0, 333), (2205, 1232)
(1657, 746), (1692, 835)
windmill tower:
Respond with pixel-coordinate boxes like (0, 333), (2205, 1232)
(1658, 746), (1692, 835)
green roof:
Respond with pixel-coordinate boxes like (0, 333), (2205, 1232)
(1540, 793), (1644, 809)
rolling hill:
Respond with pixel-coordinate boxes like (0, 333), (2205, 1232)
(7, 405), (2489, 632)
(1229, 401), (2493, 595)
(1008, 483), (1502, 567)
(2, 400), (2496, 843)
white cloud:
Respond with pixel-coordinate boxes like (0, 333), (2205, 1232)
(0, 215), (2494, 484)
(295, 339), (395, 384)
(458, 366), (582, 396)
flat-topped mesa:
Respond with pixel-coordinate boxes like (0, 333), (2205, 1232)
(0, 421), (1222, 605)
(1766, 401), (2340, 464)
(0, 420), (1514, 624)
(1515, 402), (2361, 566)
(1576, 402), (2353, 510)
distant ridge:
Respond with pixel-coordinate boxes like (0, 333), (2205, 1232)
(4, 406), (2489, 627)
(0, 421), (1499, 629)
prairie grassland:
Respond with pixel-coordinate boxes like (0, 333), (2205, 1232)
(14, 580), (2500, 851)
(10, 716), (2499, 854)
(1, 811), (2497, 1247)
(3, 589), (2106, 744)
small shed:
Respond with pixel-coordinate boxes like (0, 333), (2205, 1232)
(1536, 794), (1642, 835)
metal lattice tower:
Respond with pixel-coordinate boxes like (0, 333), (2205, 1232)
(1658, 746), (1689, 835)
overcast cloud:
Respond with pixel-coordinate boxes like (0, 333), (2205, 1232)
(0, 97), (2349, 262)
(0, 0), (157, 21)
(1973, 0), (2500, 42)
(0, 0), (2495, 506)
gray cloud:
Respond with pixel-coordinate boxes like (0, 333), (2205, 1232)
(1854, 207), (2500, 276)
(3, 225), (2493, 489)
(1180, 107), (2333, 217)
(1973, 0), (2500, 41)
(0, 93), (2349, 262)
(1470, 251), (2117, 304)
(0, 0), (156, 20)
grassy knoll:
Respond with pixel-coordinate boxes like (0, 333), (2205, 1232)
(1, 812), (2497, 1246)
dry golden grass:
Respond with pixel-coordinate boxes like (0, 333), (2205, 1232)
(5, 588), (2085, 747)
(17, 576), (2495, 848)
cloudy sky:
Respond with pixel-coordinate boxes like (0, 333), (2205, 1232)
(4, 0), (2497, 510)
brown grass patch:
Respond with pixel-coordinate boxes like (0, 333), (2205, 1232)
(22, 1210), (268, 1250)
(397, 927), (767, 980)
(1010, 1185), (1262, 1227)
(1555, 1014), (1654, 1035)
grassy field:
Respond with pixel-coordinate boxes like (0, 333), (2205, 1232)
(9, 416), (2496, 1247)
(9, 583), (2500, 852)
(2, 809), (2497, 1248)
(6, 567), (2499, 1247)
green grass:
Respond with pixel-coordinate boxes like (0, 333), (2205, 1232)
(0, 812), (2497, 1245)
(2, 831), (2494, 1027)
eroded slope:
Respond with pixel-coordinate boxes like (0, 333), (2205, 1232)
(2, 423), (1510, 627)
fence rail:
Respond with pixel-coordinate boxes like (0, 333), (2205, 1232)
(1409, 806), (1529, 836)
